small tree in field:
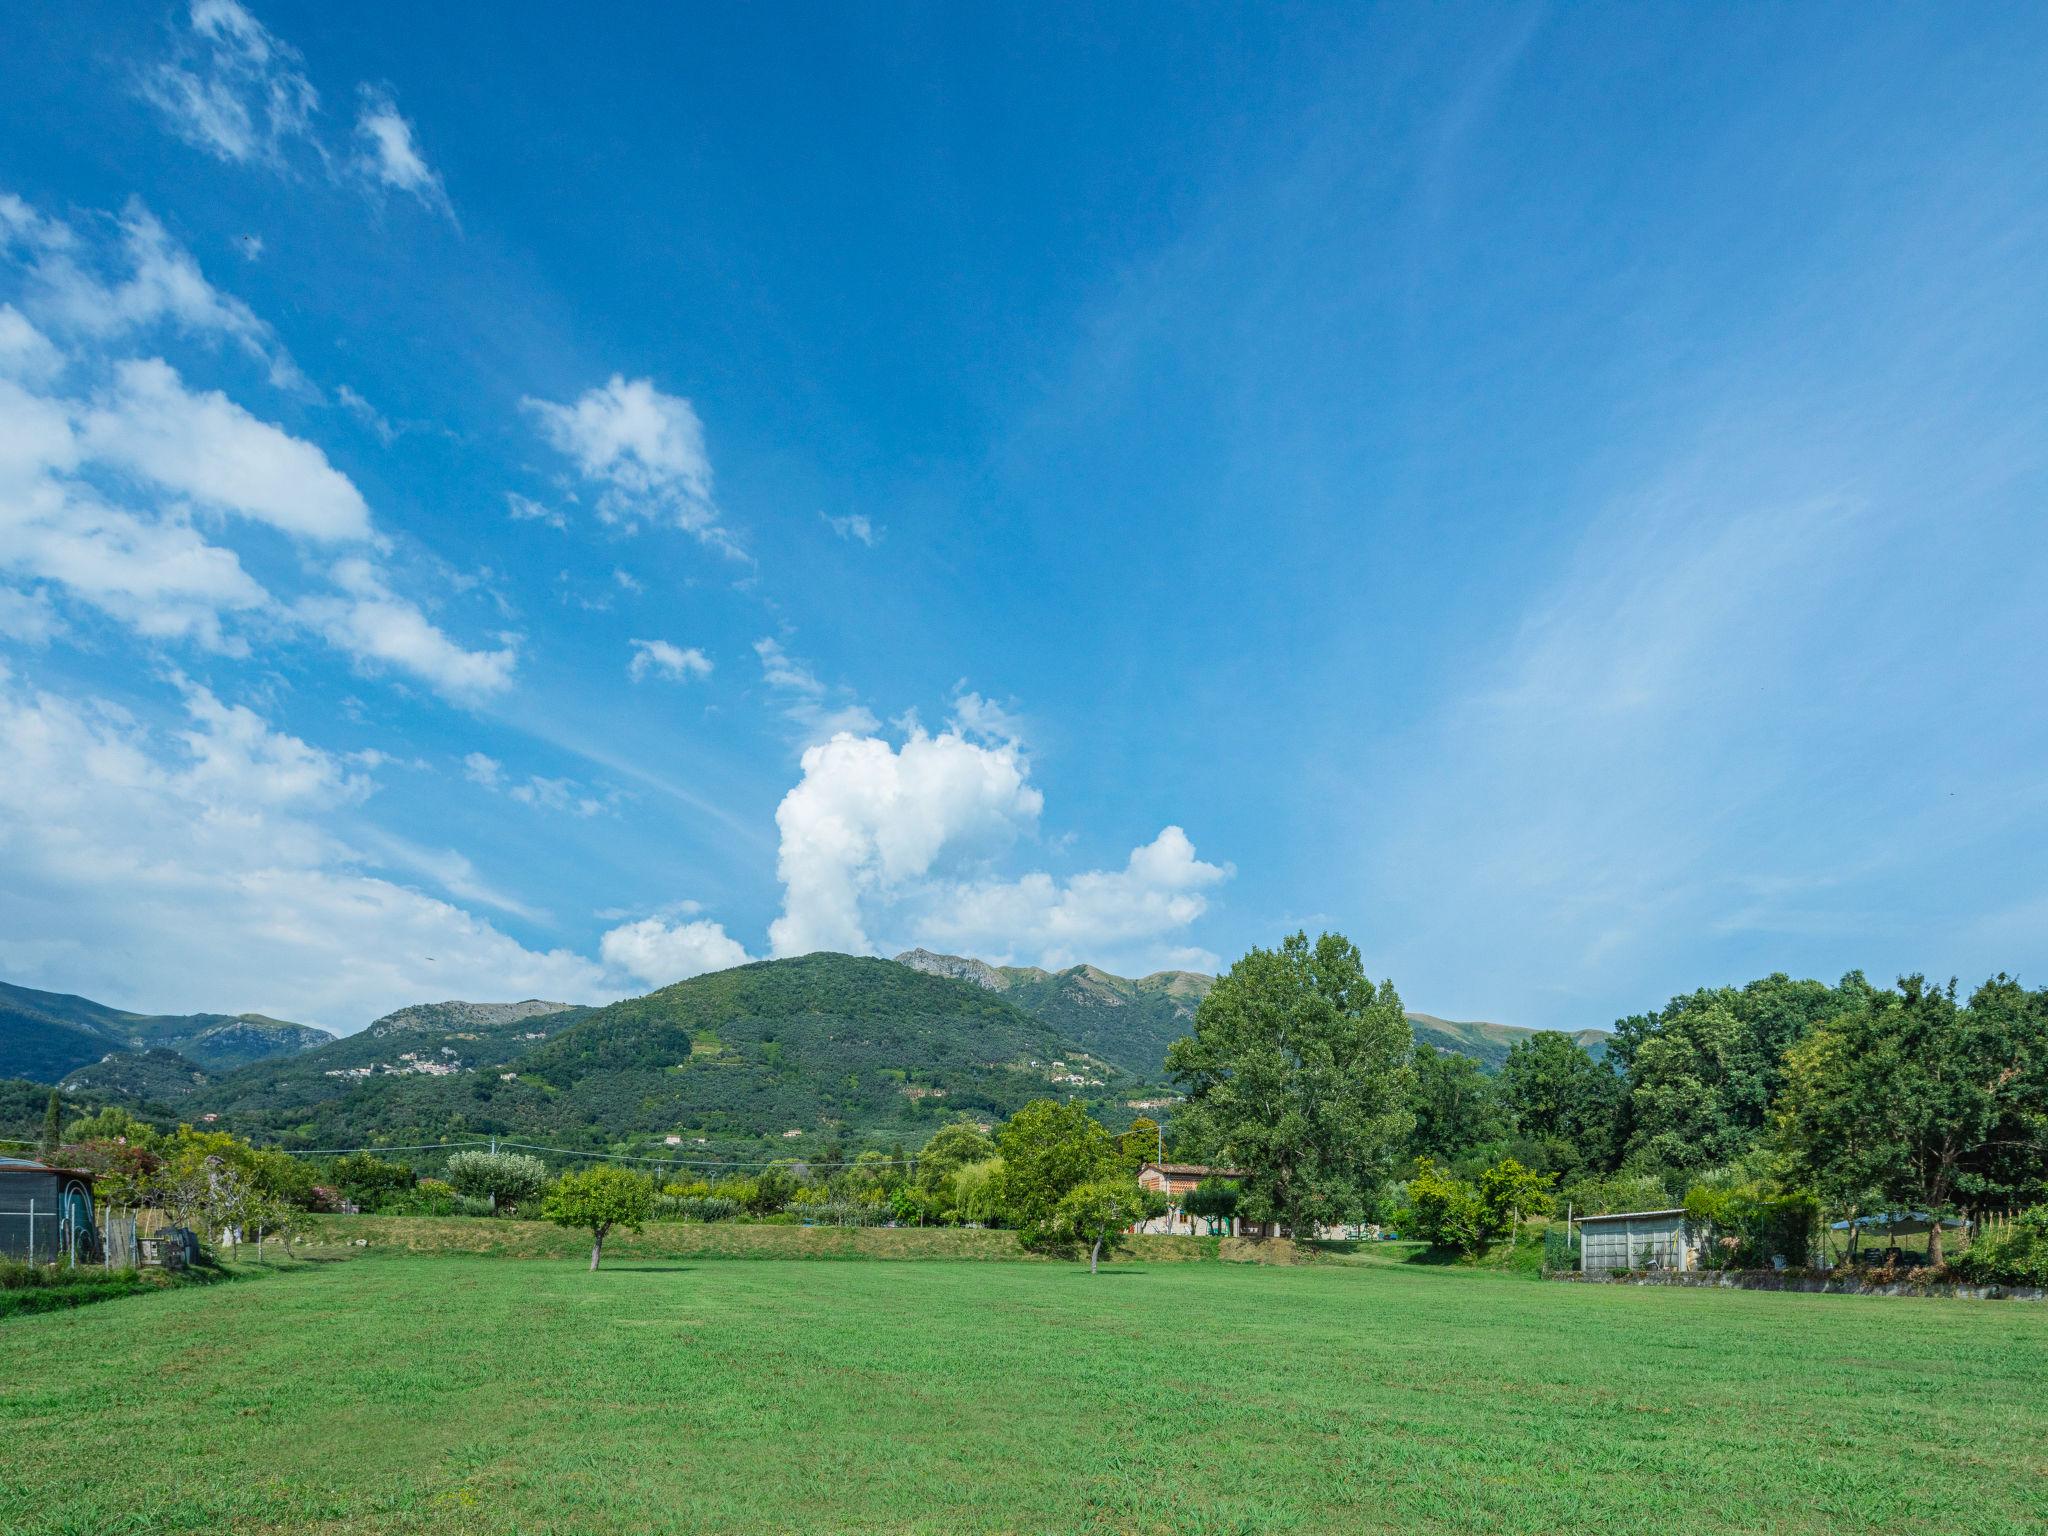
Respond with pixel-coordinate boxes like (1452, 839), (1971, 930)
(1055, 1179), (1161, 1273)
(445, 1150), (547, 1214)
(1183, 1177), (1240, 1235)
(543, 1166), (655, 1270)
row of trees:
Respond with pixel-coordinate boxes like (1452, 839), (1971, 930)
(1396, 968), (2048, 1268)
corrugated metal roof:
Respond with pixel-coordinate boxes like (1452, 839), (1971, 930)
(1574, 1208), (1687, 1223)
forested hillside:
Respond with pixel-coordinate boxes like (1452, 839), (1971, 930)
(0, 978), (332, 1082)
(182, 955), (1127, 1152)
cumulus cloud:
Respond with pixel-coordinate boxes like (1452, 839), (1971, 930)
(753, 636), (878, 742)
(765, 722), (1229, 970)
(353, 86), (452, 216)
(522, 375), (738, 551)
(138, 0), (320, 167)
(0, 665), (613, 1032)
(628, 638), (712, 683)
(599, 915), (752, 987)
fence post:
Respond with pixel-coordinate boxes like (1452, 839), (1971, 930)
(26, 1198), (34, 1264)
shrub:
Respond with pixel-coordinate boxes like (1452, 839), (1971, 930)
(1954, 1208), (2048, 1286)
(444, 1150), (547, 1213)
(651, 1193), (741, 1223)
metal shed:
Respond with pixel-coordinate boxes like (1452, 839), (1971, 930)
(1576, 1207), (1700, 1272)
(0, 1156), (98, 1264)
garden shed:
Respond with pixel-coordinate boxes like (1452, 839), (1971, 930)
(1576, 1208), (1701, 1272)
(0, 1155), (98, 1264)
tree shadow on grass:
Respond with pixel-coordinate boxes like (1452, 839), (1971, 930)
(599, 1264), (699, 1273)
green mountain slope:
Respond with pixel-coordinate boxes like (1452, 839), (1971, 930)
(894, 950), (1609, 1075)
(192, 955), (1124, 1151)
(0, 979), (333, 1081)
(895, 951), (1212, 1078)
(59, 1047), (214, 1102)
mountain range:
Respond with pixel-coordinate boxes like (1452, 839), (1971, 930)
(1, 952), (1607, 1150)
(0, 979), (333, 1083)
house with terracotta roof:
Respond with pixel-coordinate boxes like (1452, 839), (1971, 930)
(1134, 1161), (1244, 1236)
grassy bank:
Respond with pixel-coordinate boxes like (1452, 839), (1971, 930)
(298, 1213), (1307, 1264)
(3, 1251), (2043, 1533)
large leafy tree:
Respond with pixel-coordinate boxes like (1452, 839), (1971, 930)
(1495, 1033), (1618, 1174)
(995, 1099), (1116, 1245)
(1615, 973), (1857, 1172)
(1407, 1047), (1507, 1164)
(1166, 932), (1413, 1240)
(1777, 975), (2048, 1265)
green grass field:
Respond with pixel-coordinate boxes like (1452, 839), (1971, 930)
(3, 1248), (2043, 1535)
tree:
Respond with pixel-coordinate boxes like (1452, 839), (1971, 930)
(1496, 1033), (1619, 1176)
(1182, 1177), (1239, 1235)
(1118, 1117), (1162, 1174)
(1166, 932), (1413, 1241)
(444, 1150), (547, 1213)
(543, 1165), (655, 1270)
(1055, 1179), (1162, 1273)
(1775, 975), (2048, 1266)
(1614, 973), (1858, 1174)
(995, 1100), (1116, 1245)
(914, 1122), (999, 1197)
(1408, 1047), (1506, 1163)
(1404, 1158), (1486, 1254)
(1474, 1158), (1553, 1254)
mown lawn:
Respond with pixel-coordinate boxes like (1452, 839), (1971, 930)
(2, 1252), (2042, 1535)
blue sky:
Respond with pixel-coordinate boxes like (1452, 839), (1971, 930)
(1, 3), (2043, 1036)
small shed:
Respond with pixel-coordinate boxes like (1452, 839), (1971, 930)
(0, 1156), (98, 1264)
(1576, 1208), (1701, 1272)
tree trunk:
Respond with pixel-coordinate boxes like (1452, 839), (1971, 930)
(1090, 1237), (1101, 1274)
(590, 1228), (605, 1271)
(1927, 1220), (1943, 1268)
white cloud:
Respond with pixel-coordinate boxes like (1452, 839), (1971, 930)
(353, 86), (452, 216)
(950, 688), (1025, 747)
(522, 375), (737, 551)
(0, 586), (61, 644)
(4, 195), (300, 390)
(505, 492), (566, 530)
(0, 665), (614, 1033)
(510, 776), (604, 817)
(336, 384), (396, 444)
(915, 826), (1230, 972)
(464, 750), (605, 817)
(767, 726), (1042, 957)
(0, 376), (271, 650)
(599, 915), (752, 986)
(629, 637), (712, 683)
(299, 557), (518, 702)
(821, 511), (880, 546)
(765, 722), (1229, 970)
(138, 0), (320, 167)
(83, 359), (372, 542)
(754, 636), (879, 742)
(0, 305), (62, 383)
